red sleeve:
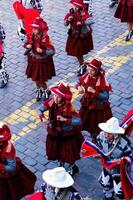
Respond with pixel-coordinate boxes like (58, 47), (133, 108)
(3, 142), (16, 159)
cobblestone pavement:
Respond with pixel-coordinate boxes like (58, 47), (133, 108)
(0, 0), (133, 199)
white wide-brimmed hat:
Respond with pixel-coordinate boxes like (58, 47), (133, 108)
(42, 167), (74, 188)
(98, 117), (125, 134)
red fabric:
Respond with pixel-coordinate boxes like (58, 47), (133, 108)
(70, 0), (86, 8)
(0, 124), (11, 142)
(66, 32), (93, 57)
(121, 109), (133, 136)
(46, 102), (84, 164)
(0, 160), (36, 200)
(27, 192), (45, 200)
(1, 142), (16, 159)
(51, 84), (72, 101)
(13, 1), (40, 36)
(115, 0), (133, 23)
(81, 142), (99, 158)
(65, 7), (93, 57)
(26, 55), (55, 82)
(79, 102), (112, 136)
(120, 158), (133, 200)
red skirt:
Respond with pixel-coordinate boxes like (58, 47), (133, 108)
(0, 159), (36, 200)
(115, 0), (133, 23)
(79, 102), (113, 137)
(46, 128), (84, 164)
(26, 55), (56, 82)
(65, 32), (93, 57)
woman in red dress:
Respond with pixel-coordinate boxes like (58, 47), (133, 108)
(24, 17), (56, 101)
(76, 59), (112, 142)
(64, 0), (93, 74)
(0, 122), (36, 200)
(115, 0), (133, 41)
(38, 83), (84, 175)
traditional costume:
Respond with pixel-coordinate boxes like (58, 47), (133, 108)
(76, 59), (112, 141)
(27, 167), (88, 200)
(38, 83), (84, 174)
(0, 23), (9, 88)
(13, 0), (43, 40)
(0, 122), (36, 200)
(115, 0), (133, 41)
(24, 17), (56, 101)
(64, 0), (93, 65)
(97, 117), (133, 200)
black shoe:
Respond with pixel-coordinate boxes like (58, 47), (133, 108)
(36, 89), (43, 102)
(0, 80), (8, 88)
(109, 1), (117, 8)
(77, 64), (87, 77)
(42, 88), (51, 101)
(125, 30), (133, 41)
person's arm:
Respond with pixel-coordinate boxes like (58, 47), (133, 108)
(4, 158), (16, 172)
(97, 91), (109, 101)
(38, 98), (54, 121)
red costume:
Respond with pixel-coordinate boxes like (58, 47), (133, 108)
(0, 122), (36, 200)
(24, 18), (56, 82)
(38, 84), (84, 165)
(64, 0), (93, 58)
(76, 59), (112, 139)
(114, 0), (133, 23)
(13, 1), (40, 38)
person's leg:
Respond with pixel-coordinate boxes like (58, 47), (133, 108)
(35, 81), (43, 101)
(99, 169), (115, 200)
(113, 174), (125, 200)
(77, 55), (84, 66)
(109, 0), (118, 8)
(125, 23), (133, 41)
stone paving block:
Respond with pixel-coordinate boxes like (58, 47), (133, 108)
(15, 143), (28, 153)
(23, 156), (37, 167)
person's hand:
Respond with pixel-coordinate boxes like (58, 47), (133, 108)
(78, 86), (84, 94)
(57, 115), (66, 122)
(77, 21), (82, 26)
(68, 15), (73, 21)
(26, 44), (32, 49)
(87, 87), (96, 93)
(36, 47), (43, 53)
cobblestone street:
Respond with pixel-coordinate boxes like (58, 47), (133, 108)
(0, 0), (133, 199)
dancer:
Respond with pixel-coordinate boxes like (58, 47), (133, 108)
(38, 83), (84, 175)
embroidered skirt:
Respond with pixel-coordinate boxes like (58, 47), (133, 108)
(65, 32), (93, 57)
(26, 54), (56, 82)
(115, 0), (133, 23)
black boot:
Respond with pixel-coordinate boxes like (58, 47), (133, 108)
(77, 64), (87, 77)
(125, 30), (133, 41)
(109, 0), (118, 8)
(42, 88), (51, 101)
(36, 88), (43, 102)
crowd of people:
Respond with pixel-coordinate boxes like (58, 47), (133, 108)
(0, 0), (133, 199)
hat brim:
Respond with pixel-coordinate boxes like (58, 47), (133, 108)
(42, 170), (74, 188)
(50, 87), (65, 98)
(98, 123), (125, 134)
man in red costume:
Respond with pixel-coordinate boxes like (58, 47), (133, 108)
(13, 0), (43, 40)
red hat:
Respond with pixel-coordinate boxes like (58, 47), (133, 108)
(70, 0), (85, 7)
(31, 17), (48, 32)
(86, 59), (102, 70)
(0, 122), (11, 142)
(51, 83), (72, 101)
